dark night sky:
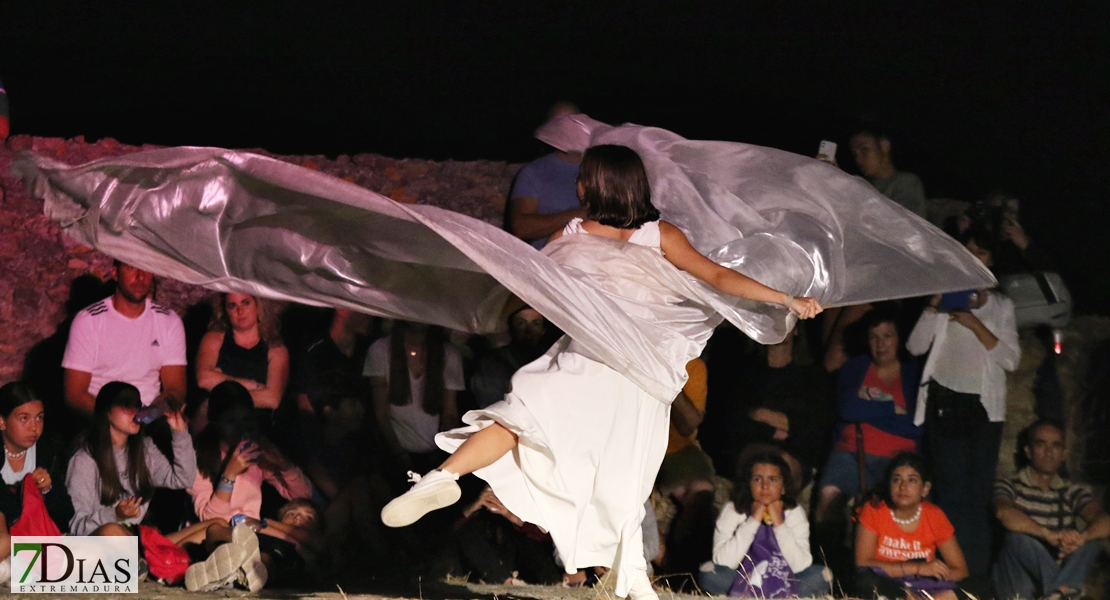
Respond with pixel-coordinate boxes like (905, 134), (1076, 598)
(3, 2), (1108, 312)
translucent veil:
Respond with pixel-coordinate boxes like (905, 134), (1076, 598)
(13, 116), (992, 402)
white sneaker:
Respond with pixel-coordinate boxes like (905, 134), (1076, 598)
(627, 569), (659, 600)
(185, 524), (261, 592)
(232, 524), (267, 593)
(380, 469), (461, 527)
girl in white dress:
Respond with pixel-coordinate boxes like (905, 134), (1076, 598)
(381, 145), (822, 599)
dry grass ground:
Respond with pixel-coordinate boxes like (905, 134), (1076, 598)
(2, 579), (724, 600)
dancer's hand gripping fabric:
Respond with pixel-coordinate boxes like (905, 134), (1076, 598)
(787, 296), (822, 320)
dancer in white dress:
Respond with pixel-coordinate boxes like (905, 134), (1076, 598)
(385, 145), (823, 599)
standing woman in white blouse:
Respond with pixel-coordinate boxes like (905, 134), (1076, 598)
(906, 227), (1020, 578)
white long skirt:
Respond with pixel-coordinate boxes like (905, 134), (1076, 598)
(436, 342), (670, 597)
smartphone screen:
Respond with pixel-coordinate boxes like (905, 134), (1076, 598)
(817, 140), (837, 161)
(939, 291), (978, 312)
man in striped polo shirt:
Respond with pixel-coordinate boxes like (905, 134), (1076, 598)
(993, 419), (1108, 599)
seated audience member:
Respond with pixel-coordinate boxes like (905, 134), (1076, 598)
(62, 263), (187, 485)
(993, 419), (1109, 600)
(367, 321), (463, 478)
(299, 390), (389, 564)
(62, 262), (186, 416)
(848, 121), (926, 217)
(470, 306), (548, 409)
(185, 381), (313, 591)
(815, 310), (921, 525)
(289, 307), (373, 415)
(195, 293), (289, 432)
(655, 358), (718, 576)
(657, 357), (714, 496)
(452, 485), (561, 585)
(280, 307), (376, 481)
(854, 453), (969, 600)
(192, 499), (325, 591)
(699, 452), (826, 598)
(734, 327), (831, 487)
(507, 102), (586, 250)
(907, 227), (1020, 576)
(822, 303), (875, 373)
(0, 383), (74, 535)
(65, 382), (204, 537)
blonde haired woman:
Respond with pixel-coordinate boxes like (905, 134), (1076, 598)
(196, 293), (289, 429)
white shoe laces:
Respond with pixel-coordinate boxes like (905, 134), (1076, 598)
(406, 470), (422, 484)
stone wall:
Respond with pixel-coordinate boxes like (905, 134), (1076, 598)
(0, 134), (520, 384)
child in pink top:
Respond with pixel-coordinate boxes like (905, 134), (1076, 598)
(188, 452), (312, 521)
(183, 382), (313, 592)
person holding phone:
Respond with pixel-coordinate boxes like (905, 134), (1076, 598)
(906, 227), (1020, 577)
(185, 381), (312, 591)
(65, 381), (198, 535)
(188, 381), (311, 524)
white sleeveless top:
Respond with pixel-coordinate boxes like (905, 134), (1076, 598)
(563, 218), (661, 251)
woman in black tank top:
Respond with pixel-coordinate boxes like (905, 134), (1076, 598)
(196, 293), (289, 420)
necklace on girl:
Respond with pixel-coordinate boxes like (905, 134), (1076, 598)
(891, 504), (922, 526)
(4, 447), (27, 460)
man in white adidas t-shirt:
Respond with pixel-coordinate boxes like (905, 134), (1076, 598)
(62, 262), (188, 414)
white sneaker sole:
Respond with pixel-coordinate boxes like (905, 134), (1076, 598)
(238, 548), (268, 593)
(380, 479), (462, 527)
(184, 524), (262, 592)
(185, 542), (248, 592)
(231, 525), (267, 592)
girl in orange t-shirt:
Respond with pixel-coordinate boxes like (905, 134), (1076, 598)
(854, 453), (969, 600)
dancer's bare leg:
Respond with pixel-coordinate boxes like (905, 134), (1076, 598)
(439, 422), (519, 475)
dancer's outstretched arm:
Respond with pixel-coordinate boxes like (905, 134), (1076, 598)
(658, 221), (822, 319)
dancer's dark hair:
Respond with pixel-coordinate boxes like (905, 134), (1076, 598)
(730, 451), (797, 515)
(578, 145), (659, 229)
(80, 381), (154, 505)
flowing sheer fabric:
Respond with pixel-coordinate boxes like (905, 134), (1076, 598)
(537, 114), (995, 307)
(13, 117), (992, 404)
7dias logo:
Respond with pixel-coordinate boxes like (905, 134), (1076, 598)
(11, 536), (139, 593)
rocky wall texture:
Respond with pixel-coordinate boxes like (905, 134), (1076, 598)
(0, 134), (520, 384)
